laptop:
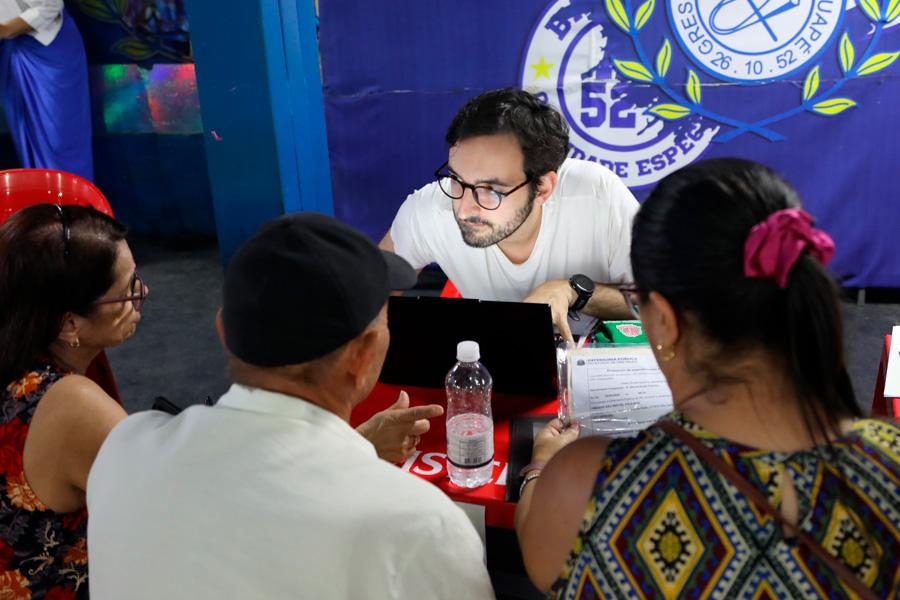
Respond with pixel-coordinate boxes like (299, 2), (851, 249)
(379, 296), (558, 397)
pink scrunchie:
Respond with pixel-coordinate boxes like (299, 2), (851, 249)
(743, 208), (835, 288)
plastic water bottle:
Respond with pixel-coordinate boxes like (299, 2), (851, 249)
(445, 341), (494, 488)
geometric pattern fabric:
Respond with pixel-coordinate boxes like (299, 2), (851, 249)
(551, 414), (900, 599)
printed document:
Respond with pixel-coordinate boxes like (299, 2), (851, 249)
(569, 345), (673, 437)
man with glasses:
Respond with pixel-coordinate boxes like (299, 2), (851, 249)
(380, 88), (639, 340)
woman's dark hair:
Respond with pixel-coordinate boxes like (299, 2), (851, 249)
(445, 88), (570, 181)
(0, 204), (127, 386)
(632, 158), (860, 440)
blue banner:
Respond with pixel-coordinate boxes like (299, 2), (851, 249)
(320, 0), (900, 287)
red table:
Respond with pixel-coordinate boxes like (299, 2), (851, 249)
(872, 334), (900, 419)
(350, 383), (557, 529)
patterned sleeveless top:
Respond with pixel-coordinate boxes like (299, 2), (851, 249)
(0, 365), (88, 599)
(551, 412), (900, 599)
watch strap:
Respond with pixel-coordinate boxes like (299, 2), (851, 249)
(569, 275), (593, 312)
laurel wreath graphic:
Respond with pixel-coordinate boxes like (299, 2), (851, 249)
(74, 0), (191, 63)
(606, 0), (900, 141)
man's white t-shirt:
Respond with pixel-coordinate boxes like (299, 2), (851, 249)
(390, 158), (640, 301)
(87, 385), (495, 600)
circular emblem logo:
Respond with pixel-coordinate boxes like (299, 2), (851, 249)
(668, 0), (845, 81)
(520, 1), (719, 188)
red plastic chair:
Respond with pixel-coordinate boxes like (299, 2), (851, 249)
(440, 279), (463, 299)
(0, 169), (114, 221)
(0, 169), (122, 404)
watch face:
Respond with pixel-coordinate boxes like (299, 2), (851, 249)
(571, 274), (593, 294)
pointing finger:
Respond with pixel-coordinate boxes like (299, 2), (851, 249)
(394, 404), (444, 422)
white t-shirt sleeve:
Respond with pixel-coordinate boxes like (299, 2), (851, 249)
(19, 0), (62, 31)
(599, 171), (640, 283)
(389, 186), (441, 270)
(394, 510), (495, 600)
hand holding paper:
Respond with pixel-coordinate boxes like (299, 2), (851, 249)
(563, 345), (673, 437)
(531, 418), (580, 464)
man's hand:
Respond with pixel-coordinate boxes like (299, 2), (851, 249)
(523, 279), (577, 342)
(356, 391), (444, 463)
(531, 418), (580, 464)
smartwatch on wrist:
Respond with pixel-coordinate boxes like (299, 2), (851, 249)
(568, 274), (594, 320)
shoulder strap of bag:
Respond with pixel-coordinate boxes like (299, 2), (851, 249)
(656, 419), (879, 600)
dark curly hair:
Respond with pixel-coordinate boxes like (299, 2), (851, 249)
(445, 88), (570, 180)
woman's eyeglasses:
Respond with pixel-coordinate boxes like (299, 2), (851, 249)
(94, 272), (147, 312)
(618, 285), (642, 320)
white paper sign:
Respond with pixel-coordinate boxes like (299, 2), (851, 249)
(883, 326), (900, 398)
(569, 345), (673, 437)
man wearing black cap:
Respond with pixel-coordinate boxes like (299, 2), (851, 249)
(86, 213), (495, 599)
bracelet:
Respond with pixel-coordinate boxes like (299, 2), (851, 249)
(517, 461), (546, 478)
(518, 472), (542, 497)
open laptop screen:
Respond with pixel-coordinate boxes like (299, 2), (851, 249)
(379, 296), (557, 397)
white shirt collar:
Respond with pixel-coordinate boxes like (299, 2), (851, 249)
(215, 384), (376, 456)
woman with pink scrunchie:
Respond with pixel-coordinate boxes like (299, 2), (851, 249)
(516, 159), (899, 598)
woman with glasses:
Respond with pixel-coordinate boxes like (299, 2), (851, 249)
(516, 159), (898, 598)
(0, 204), (145, 596)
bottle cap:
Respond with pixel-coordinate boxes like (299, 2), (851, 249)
(456, 340), (480, 362)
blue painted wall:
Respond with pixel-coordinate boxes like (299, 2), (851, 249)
(187, 0), (333, 264)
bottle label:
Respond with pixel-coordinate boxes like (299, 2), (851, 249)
(446, 414), (494, 468)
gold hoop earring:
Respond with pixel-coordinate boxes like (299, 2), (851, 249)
(656, 343), (676, 362)
(69, 338), (80, 349)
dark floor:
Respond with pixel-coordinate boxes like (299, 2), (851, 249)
(107, 237), (900, 416)
(105, 237), (229, 413)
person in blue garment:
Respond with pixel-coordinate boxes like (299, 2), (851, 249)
(0, 0), (93, 180)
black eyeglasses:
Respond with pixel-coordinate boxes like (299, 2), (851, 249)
(619, 285), (642, 320)
(94, 272), (147, 312)
(55, 204), (70, 258)
(433, 162), (531, 211)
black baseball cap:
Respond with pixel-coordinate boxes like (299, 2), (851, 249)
(223, 212), (416, 367)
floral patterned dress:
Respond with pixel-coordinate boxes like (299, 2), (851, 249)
(0, 365), (88, 599)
